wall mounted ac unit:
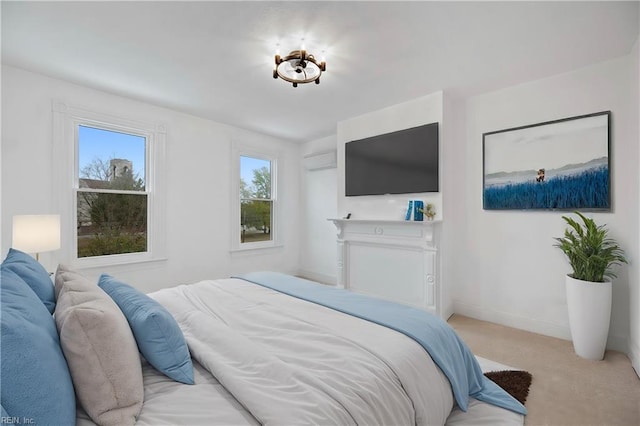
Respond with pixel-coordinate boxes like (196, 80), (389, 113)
(303, 150), (337, 171)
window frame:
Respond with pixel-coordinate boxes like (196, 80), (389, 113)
(231, 143), (281, 251)
(53, 101), (166, 268)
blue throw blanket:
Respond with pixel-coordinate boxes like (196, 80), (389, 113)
(235, 272), (527, 415)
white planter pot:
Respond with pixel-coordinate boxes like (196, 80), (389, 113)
(566, 275), (612, 360)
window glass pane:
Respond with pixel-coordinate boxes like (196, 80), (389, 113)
(240, 156), (271, 199)
(240, 200), (272, 243)
(78, 125), (146, 190)
(77, 192), (147, 257)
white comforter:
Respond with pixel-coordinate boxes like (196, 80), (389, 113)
(152, 278), (454, 426)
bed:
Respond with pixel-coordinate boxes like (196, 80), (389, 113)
(1, 249), (526, 426)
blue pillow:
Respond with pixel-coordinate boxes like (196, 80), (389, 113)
(98, 274), (194, 384)
(0, 267), (76, 423)
(2, 248), (55, 313)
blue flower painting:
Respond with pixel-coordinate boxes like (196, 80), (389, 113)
(483, 112), (610, 210)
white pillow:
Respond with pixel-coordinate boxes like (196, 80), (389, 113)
(54, 265), (143, 426)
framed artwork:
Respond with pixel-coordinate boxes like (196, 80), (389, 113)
(482, 111), (611, 211)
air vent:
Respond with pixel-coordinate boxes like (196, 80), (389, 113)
(303, 150), (337, 171)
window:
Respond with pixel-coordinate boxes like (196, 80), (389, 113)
(231, 144), (280, 251)
(76, 125), (148, 258)
(240, 156), (273, 244)
(53, 101), (166, 267)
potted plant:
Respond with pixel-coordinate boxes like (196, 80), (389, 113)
(554, 211), (627, 360)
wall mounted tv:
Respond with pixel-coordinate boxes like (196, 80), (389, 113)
(345, 122), (439, 196)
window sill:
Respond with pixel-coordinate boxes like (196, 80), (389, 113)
(71, 255), (168, 273)
(230, 243), (284, 254)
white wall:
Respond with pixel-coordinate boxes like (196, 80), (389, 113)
(632, 26), (640, 374)
(452, 54), (639, 353)
(0, 63), (3, 258)
(1, 65), (301, 293)
(440, 92), (467, 320)
(337, 91), (444, 221)
(298, 135), (338, 284)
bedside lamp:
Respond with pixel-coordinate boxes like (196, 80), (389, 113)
(12, 215), (61, 261)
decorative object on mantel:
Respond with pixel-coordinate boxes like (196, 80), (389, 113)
(419, 203), (436, 221)
(405, 200), (414, 221)
(406, 200), (435, 221)
(483, 111), (610, 211)
(413, 200), (424, 221)
(554, 211), (627, 360)
(273, 40), (326, 87)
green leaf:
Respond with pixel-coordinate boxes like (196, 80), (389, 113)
(554, 211), (627, 282)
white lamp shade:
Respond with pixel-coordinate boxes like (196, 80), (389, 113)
(12, 215), (61, 254)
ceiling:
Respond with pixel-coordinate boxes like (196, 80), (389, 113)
(2, 1), (638, 143)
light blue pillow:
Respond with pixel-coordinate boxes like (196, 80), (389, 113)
(2, 248), (55, 313)
(98, 274), (194, 384)
(0, 267), (76, 423)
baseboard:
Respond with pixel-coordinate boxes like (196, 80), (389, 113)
(296, 269), (337, 286)
(452, 300), (628, 353)
(453, 299), (571, 340)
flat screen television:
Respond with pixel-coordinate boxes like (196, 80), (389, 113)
(345, 122), (439, 196)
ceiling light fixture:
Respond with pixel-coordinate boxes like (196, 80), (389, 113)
(273, 42), (326, 88)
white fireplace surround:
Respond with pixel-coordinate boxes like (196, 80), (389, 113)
(329, 218), (450, 319)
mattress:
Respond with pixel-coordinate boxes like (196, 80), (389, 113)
(76, 358), (522, 426)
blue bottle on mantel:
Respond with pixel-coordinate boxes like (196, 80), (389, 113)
(414, 200), (424, 221)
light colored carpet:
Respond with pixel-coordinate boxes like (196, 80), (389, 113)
(448, 314), (640, 426)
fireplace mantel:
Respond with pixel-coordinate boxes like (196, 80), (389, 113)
(328, 218), (449, 319)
